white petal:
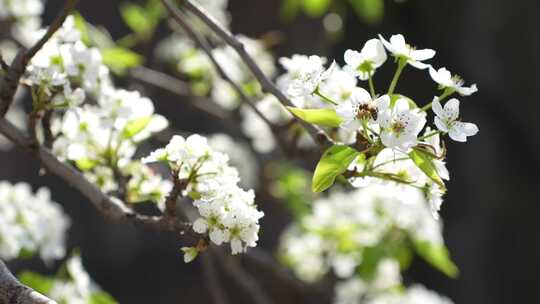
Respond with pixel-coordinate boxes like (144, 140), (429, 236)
(351, 87), (372, 104)
(375, 95), (390, 111)
(434, 117), (449, 133)
(448, 127), (467, 142)
(457, 84), (478, 96)
(431, 97), (444, 118)
(389, 34), (407, 53)
(444, 98), (460, 121)
(455, 121), (479, 136)
(394, 98), (410, 112)
(411, 49), (436, 61)
(336, 100), (355, 121)
(378, 34), (394, 53)
(344, 49), (362, 66)
(362, 39), (387, 67)
(408, 60), (430, 70)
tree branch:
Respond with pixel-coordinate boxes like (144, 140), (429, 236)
(0, 259), (57, 304)
(179, 0), (334, 149)
(160, 0), (288, 153)
(0, 118), (193, 236)
(0, 0), (79, 117)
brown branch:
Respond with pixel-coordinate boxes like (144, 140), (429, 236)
(0, 118), (193, 236)
(0, 259), (57, 304)
(179, 0), (334, 149)
(160, 0), (288, 153)
(0, 0), (79, 117)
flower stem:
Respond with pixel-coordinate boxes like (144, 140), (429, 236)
(421, 88), (455, 111)
(418, 130), (441, 141)
(387, 59), (407, 95)
(314, 88), (338, 105)
(368, 74), (376, 97)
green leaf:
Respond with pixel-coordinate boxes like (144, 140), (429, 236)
(89, 291), (118, 304)
(408, 149), (445, 189)
(101, 47), (143, 75)
(302, 0), (332, 17)
(75, 158), (99, 171)
(73, 13), (90, 45)
(349, 0), (384, 24)
(287, 107), (343, 128)
(121, 116), (152, 139)
(120, 4), (154, 36)
(312, 145), (359, 192)
(414, 240), (459, 278)
(18, 272), (54, 295)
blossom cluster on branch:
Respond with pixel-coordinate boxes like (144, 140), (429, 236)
(143, 134), (264, 256)
(0, 0), (481, 303)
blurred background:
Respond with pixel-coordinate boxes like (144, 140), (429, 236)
(2, 0), (540, 303)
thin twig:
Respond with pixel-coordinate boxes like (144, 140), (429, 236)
(201, 254), (230, 304)
(129, 66), (230, 120)
(179, 0), (334, 149)
(41, 110), (55, 149)
(0, 0), (79, 117)
(160, 0), (288, 153)
(0, 259), (57, 304)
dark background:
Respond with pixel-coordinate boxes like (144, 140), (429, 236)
(2, 0), (540, 303)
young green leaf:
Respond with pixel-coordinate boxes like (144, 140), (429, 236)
(414, 240), (459, 278)
(89, 291), (118, 304)
(18, 272), (54, 295)
(75, 158), (100, 171)
(121, 116), (152, 139)
(101, 47), (143, 75)
(312, 145), (359, 192)
(409, 148), (446, 189)
(120, 4), (154, 36)
(287, 107), (343, 128)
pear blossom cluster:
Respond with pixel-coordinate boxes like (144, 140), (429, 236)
(143, 134), (264, 256)
(16, 16), (172, 204)
(276, 34), (479, 217)
(279, 183), (443, 282)
(0, 181), (69, 262)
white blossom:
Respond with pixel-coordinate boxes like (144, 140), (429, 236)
(0, 181), (69, 262)
(377, 97), (426, 151)
(379, 34), (435, 69)
(277, 55), (335, 98)
(429, 67), (478, 96)
(432, 97), (479, 142)
(344, 39), (387, 80)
